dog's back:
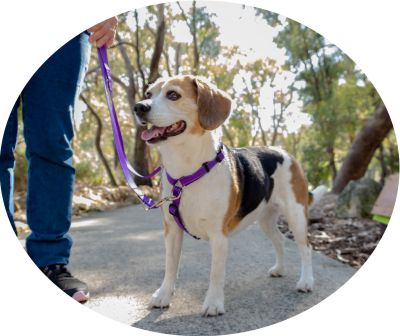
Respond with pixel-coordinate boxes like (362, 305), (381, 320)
(225, 145), (312, 229)
(229, 146), (285, 219)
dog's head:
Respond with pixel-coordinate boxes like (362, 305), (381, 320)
(134, 75), (231, 144)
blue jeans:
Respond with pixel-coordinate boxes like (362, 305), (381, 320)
(0, 32), (91, 267)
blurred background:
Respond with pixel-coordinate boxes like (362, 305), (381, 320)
(11, 1), (398, 267)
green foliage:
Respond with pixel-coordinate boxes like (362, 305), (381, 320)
(228, 109), (252, 147)
(10, 2), (396, 194)
(75, 161), (104, 186)
(195, 6), (221, 60)
(255, 9), (392, 186)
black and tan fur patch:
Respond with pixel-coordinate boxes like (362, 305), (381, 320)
(223, 146), (284, 235)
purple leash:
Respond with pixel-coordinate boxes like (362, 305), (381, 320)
(97, 46), (160, 209)
(97, 46), (225, 239)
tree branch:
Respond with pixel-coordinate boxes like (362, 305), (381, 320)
(148, 4), (166, 84)
(110, 74), (129, 92)
(80, 94), (118, 187)
(134, 9), (146, 96)
(177, 2), (191, 31)
(116, 33), (138, 107)
(108, 41), (136, 50)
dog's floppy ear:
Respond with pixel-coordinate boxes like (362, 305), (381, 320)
(193, 77), (231, 130)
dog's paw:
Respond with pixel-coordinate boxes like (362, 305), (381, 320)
(296, 276), (314, 293)
(202, 292), (225, 317)
(268, 264), (285, 277)
(149, 287), (173, 308)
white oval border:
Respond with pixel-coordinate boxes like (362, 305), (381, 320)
(0, 1), (399, 335)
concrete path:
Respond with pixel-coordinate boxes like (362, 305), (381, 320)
(69, 205), (356, 335)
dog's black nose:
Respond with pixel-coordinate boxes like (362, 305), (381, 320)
(134, 102), (151, 117)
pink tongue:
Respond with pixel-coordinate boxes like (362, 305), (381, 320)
(141, 126), (166, 141)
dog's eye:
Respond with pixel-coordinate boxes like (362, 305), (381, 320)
(166, 90), (181, 101)
(145, 91), (152, 99)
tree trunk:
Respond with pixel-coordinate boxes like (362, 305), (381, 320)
(388, 137), (398, 173)
(174, 43), (182, 75)
(113, 145), (118, 169)
(332, 103), (393, 194)
(132, 3), (166, 186)
(163, 47), (172, 76)
(251, 128), (259, 146)
(256, 113), (267, 146)
(148, 4), (165, 84)
(327, 145), (337, 183)
(270, 130), (278, 147)
(191, 2), (199, 75)
(134, 10), (146, 96)
(178, 1), (199, 74)
(80, 95), (118, 187)
(378, 143), (388, 186)
(116, 35), (150, 185)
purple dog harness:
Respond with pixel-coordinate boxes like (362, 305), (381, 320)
(165, 148), (225, 239)
(97, 46), (225, 239)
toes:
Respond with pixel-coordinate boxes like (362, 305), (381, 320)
(149, 301), (170, 309)
(202, 296), (225, 317)
(149, 297), (171, 309)
(149, 289), (172, 309)
(151, 304), (170, 309)
(202, 305), (225, 317)
(296, 278), (314, 292)
(268, 265), (285, 277)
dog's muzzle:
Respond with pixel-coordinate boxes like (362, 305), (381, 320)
(134, 101), (151, 125)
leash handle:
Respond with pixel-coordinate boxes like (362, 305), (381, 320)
(97, 46), (159, 208)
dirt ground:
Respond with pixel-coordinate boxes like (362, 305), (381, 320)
(278, 193), (386, 268)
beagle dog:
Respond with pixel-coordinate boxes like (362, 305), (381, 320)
(134, 75), (325, 317)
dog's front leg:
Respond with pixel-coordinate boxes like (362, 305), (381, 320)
(150, 221), (183, 308)
(202, 234), (228, 317)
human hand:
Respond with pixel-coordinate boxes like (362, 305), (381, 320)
(87, 16), (118, 48)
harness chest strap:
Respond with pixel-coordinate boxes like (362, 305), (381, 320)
(166, 149), (225, 240)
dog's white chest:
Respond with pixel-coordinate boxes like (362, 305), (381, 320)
(161, 163), (230, 239)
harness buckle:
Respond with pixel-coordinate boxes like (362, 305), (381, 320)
(202, 162), (210, 172)
(172, 185), (182, 198)
(169, 203), (178, 216)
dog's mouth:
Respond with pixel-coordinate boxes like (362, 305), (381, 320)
(141, 120), (187, 143)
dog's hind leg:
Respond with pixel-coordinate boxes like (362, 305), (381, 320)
(149, 221), (184, 308)
(258, 203), (286, 277)
(283, 204), (314, 292)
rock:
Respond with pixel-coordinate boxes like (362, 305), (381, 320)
(309, 192), (337, 221)
(335, 177), (382, 218)
(323, 203), (336, 212)
(309, 207), (324, 222)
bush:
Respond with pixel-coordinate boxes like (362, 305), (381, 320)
(75, 161), (104, 186)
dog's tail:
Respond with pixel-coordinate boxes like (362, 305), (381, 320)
(308, 185), (328, 208)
